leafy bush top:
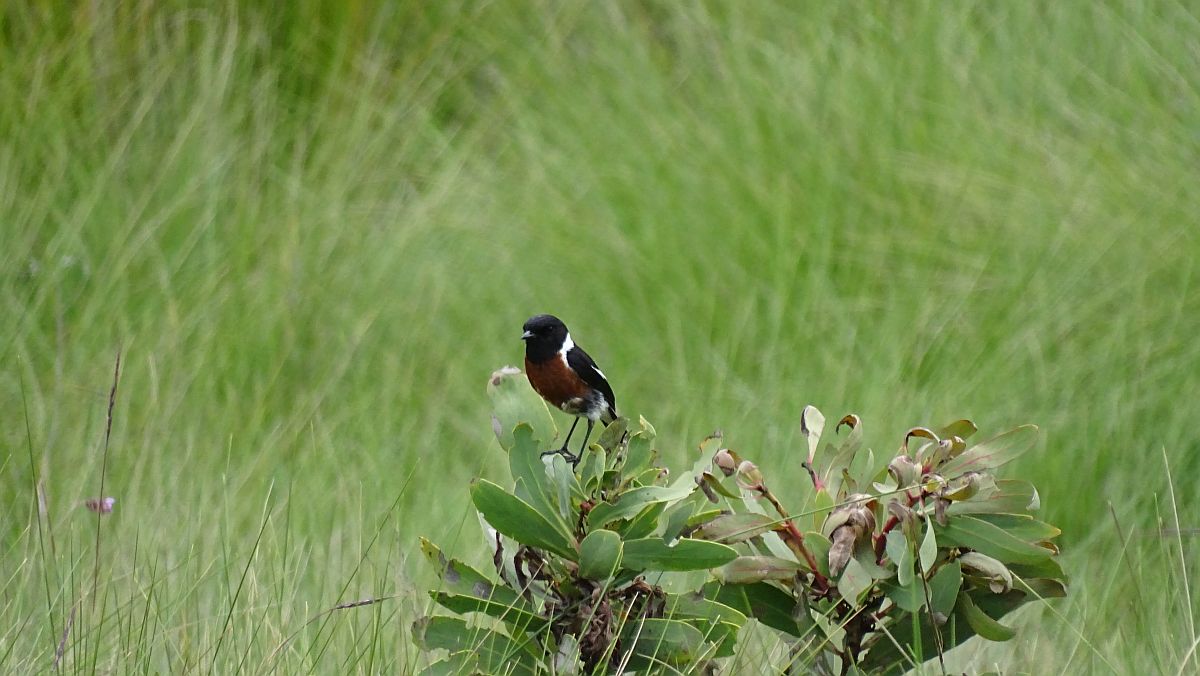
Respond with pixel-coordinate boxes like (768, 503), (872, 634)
(414, 368), (1066, 674)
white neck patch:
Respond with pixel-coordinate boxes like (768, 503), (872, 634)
(559, 333), (575, 358)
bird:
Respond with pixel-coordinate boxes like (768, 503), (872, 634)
(521, 314), (618, 466)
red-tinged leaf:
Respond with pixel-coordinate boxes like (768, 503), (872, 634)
(903, 427), (938, 451)
(939, 425), (1038, 476)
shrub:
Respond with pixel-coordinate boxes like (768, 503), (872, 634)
(414, 368), (1067, 674)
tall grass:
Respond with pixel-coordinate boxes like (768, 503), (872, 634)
(1, 1), (1197, 671)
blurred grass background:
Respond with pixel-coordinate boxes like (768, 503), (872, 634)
(2, 0), (1197, 672)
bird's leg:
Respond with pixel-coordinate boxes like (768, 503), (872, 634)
(578, 420), (595, 456)
(542, 417), (581, 464)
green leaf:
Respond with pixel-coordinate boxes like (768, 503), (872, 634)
(948, 479), (1040, 515)
(885, 530), (914, 587)
(666, 592), (747, 628)
(809, 489), (835, 531)
(694, 513), (778, 544)
(929, 561), (962, 617)
(708, 580), (810, 637)
(546, 451), (584, 512)
(622, 537), (739, 572)
(973, 513), (1061, 542)
(867, 579), (1039, 670)
(694, 620), (740, 657)
(697, 471), (740, 500)
(685, 508), (726, 529)
(417, 651), (480, 676)
(666, 591), (745, 657)
(662, 497), (705, 542)
(587, 480), (696, 530)
(597, 417), (629, 452)
(488, 367), (557, 452)
(623, 417), (657, 475)
(919, 519), (938, 573)
(934, 419), (978, 441)
(716, 556), (805, 584)
(936, 515), (1053, 564)
(823, 415), (864, 493)
(471, 479), (577, 560)
(853, 541), (894, 580)
(413, 616), (537, 674)
(1008, 556), (1067, 582)
(939, 425), (1039, 476)
(884, 577), (924, 613)
(419, 538), (543, 631)
(508, 424), (569, 526)
(1014, 575), (1068, 599)
(617, 617), (707, 670)
(579, 447), (607, 492)
(578, 529), (623, 580)
(419, 538), (523, 607)
(849, 447), (879, 497)
(837, 557), (873, 604)
(803, 532), (832, 577)
(957, 591), (1016, 641)
(429, 592), (545, 632)
(959, 551), (1014, 593)
(801, 405), (826, 465)
(618, 501), (668, 540)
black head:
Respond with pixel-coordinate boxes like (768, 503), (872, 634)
(522, 314), (569, 362)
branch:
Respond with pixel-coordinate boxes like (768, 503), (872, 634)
(758, 485), (830, 592)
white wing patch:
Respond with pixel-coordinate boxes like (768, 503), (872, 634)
(560, 332), (605, 378)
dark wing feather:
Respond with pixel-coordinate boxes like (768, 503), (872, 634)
(566, 346), (618, 422)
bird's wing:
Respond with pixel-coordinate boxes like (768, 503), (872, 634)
(566, 346), (618, 421)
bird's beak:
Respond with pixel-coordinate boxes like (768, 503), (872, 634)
(521, 330), (534, 341)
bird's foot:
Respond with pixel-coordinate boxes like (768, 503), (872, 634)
(540, 448), (579, 466)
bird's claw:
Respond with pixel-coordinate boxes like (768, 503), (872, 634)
(541, 448), (580, 467)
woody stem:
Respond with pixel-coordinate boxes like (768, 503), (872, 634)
(760, 486), (830, 592)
